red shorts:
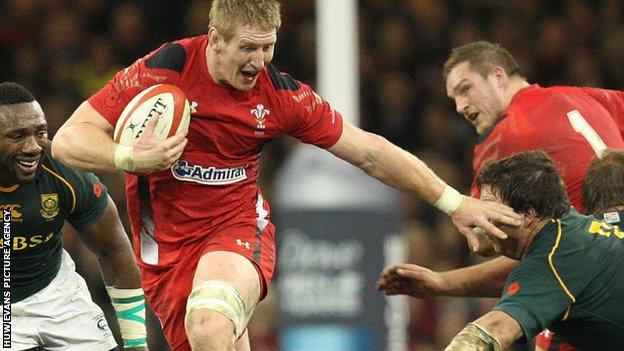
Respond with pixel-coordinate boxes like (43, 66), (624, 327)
(140, 219), (276, 351)
(535, 330), (580, 351)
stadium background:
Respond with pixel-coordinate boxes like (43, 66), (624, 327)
(2, 0), (624, 349)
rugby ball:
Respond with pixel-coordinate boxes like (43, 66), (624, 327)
(113, 84), (191, 146)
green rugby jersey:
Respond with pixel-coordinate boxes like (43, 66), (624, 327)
(494, 208), (624, 350)
(1, 149), (109, 302)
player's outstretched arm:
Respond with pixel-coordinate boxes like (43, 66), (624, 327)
(327, 122), (522, 244)
(78, 197), (148, 351)
(376, 263), (446, 298)
(377, 257), (518, 298)
(52, 100), (187, 174)
(445, 311), (523, 350)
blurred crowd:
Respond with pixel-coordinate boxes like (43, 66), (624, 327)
(3, 0), (624, 350)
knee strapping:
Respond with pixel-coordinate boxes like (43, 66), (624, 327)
(186, 281), (248, 338)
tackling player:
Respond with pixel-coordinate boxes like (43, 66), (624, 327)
(0, 81), (147, 350)
(443, 151), (624, 350)
(378, 41), (624, 350)
(51, 1), (521, 350)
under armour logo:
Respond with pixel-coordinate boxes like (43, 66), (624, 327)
(236, 239), (251, 250)
(190, 101), (198, 113)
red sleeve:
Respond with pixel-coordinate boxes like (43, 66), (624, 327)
(279, 82), (344, 149)
(87, 44), (181, 127)
(581, 87), (624, 139)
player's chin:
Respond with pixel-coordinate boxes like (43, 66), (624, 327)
(236, 74), (258, 90)
(15, 169), (38, 184)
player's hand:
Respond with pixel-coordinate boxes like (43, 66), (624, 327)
(125, 347), (148, 351)
(451, 196), (522, 252)
(470, 227), (498, 256)
(132, 114), (188, 173)
(376, 263), (446, 298)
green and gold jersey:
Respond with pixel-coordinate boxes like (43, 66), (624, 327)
(1, 149), (109, 302)
(493, 208), (624, 350)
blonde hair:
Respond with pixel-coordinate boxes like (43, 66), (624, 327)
(209, 0), (281, 41)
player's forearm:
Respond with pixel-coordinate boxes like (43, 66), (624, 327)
(52, 124), (118, 172)
(98, 249), (142, 288)
(472, 311), (524, 349)
(440, 256), (518, 297)
(101, 250), (147, 350)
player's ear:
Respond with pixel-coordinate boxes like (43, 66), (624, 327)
(523, 207), (538, 226)
(492, 66), (507, 86)
(208, 27), (223, 52)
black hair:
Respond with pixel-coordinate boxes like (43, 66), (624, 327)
(477, 150), (570, 219)
(0, 82), (35, 105)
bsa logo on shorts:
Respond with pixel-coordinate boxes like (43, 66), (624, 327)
(40, 193), (59, 220)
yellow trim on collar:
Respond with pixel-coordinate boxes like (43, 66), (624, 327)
(0, 184), (19, 192)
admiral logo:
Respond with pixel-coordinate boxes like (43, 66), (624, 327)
(291, 90), (311, 103)
(172, 160), (247, 185)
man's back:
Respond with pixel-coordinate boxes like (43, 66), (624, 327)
(494, 209), (624, 350)
(472, 84), (624, 212)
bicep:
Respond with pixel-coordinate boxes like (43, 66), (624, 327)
(327, 122), (381, 166)
(76, 197), (130, 257)
(61, 100), (114, 134)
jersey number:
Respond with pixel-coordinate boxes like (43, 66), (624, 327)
(588, 220), (624, 239)
(567, 110), (607, 157)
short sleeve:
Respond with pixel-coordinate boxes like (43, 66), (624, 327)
(63, 169), (110, 231)
(280, 82), (344, 148)
(88, 43), (183, 127)
(493, 258), (572, 340)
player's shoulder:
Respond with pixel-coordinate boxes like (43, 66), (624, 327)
(41, 147), (100, 188)
(511, 85), (578, 115)
(144, 35), (207, 74)
(531, 85), (611, 105)
(263, 63), (302, 92)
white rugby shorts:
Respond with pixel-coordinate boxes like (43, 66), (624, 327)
(6, 250), (118, 351)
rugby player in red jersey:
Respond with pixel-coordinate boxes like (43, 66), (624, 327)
(51, 4), (521, 351)
(378, 41), (624, 351)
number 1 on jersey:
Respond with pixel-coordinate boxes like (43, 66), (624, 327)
(567, 110), (607, 157)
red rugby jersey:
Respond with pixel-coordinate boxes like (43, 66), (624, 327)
(89, 36), (343, 267)
(471, 84), (624, 213)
